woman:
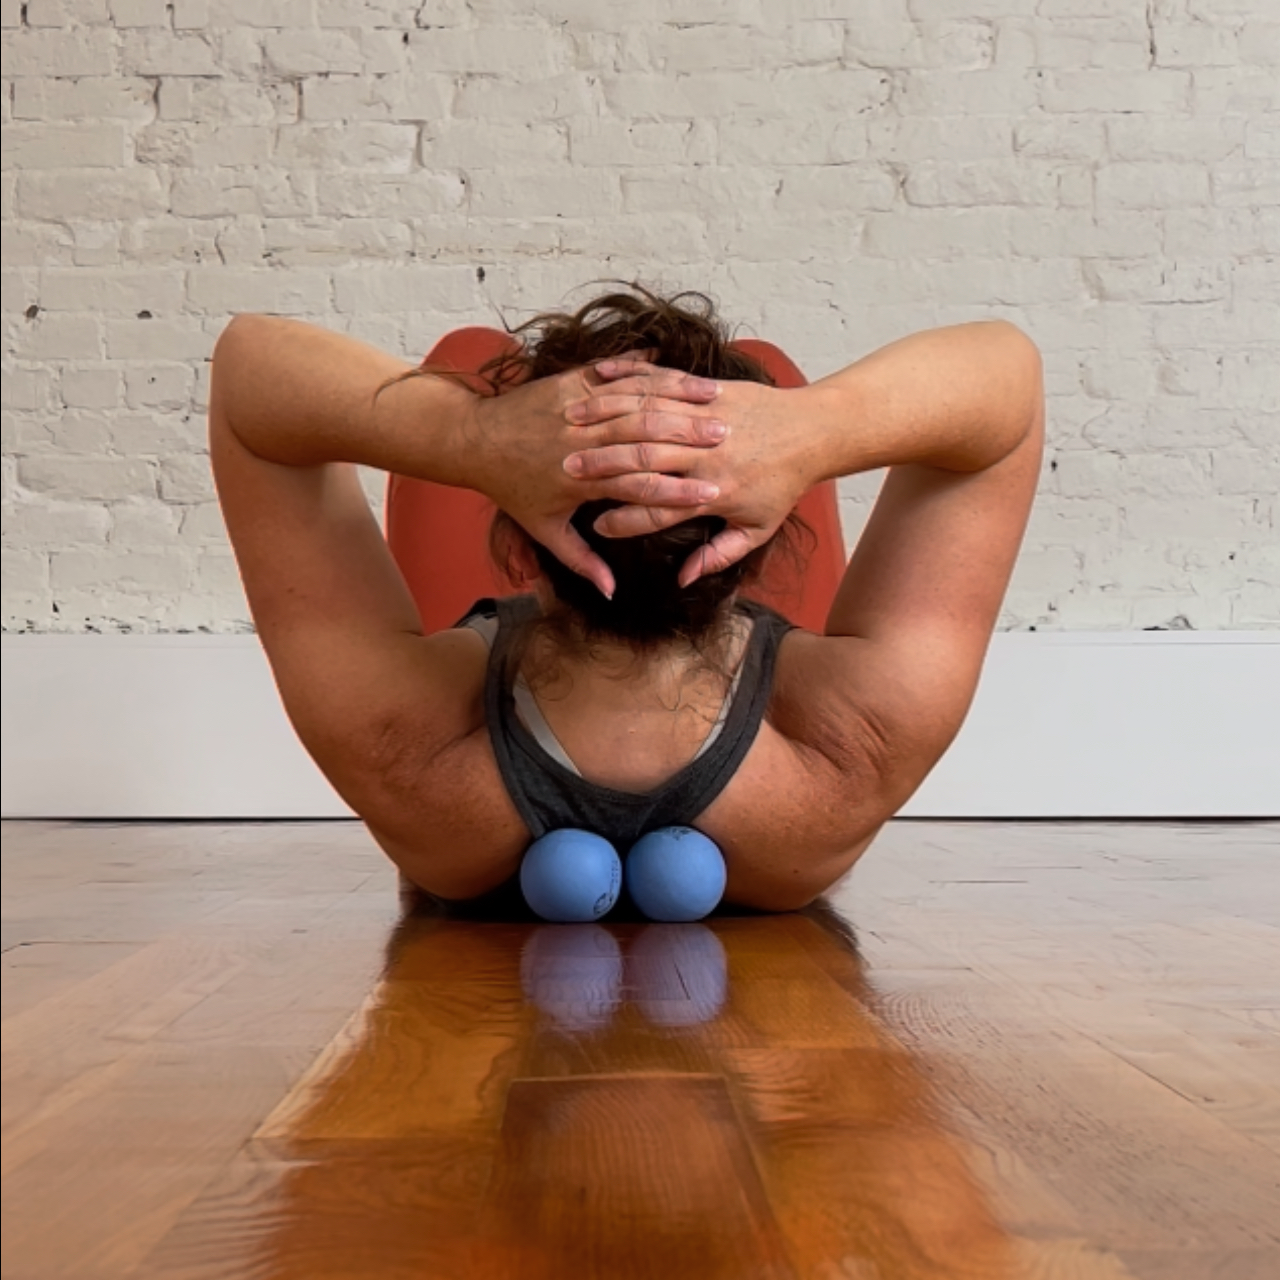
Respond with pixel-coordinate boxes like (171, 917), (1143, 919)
(210, 287), (1043, 909)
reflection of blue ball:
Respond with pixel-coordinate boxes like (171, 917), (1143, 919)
(626, 826), (726, 922)
(520, 829), (621, 923)
(632, 924), (728, 1027)
(520, 925), (622, 1032)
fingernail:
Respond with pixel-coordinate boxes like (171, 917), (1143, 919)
(692, 377), (720, 396)
(566, 402), (587, 423)
(697, 484), (720, 502)
(596, 360), (618, 376)
(704, 420), (727, 440)
(564, 454), (585, 476)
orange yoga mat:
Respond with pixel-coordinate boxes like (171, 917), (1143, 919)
(385, 329), (846, 635)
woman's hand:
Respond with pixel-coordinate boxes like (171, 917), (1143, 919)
(462, 357), (730, 597)
(562, 358), (827, 586)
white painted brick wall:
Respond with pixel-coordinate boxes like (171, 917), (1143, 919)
(2, 0), (1277, 633)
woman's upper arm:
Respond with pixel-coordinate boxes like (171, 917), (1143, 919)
(816, 394), (1045, 817)
(208, 336), (471, 817)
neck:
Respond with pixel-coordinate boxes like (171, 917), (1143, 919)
(523, 605), (745, 698)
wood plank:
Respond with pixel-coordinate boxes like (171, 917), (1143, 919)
(474, 1075), (796, 1280)
(142, 1140), (492, 1280)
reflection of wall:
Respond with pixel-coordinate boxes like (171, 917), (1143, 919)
(234, 905), (1015, 1279)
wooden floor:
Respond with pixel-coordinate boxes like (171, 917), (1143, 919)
(2, 821), (1277, 1280)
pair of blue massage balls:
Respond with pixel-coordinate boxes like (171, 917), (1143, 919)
(519, 826), (726, 923)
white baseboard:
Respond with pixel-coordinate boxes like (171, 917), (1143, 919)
(2, 632), (1277, 820)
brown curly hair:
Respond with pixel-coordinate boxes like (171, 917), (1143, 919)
(478, 285), (808, 654)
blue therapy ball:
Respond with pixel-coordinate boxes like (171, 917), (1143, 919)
(520, 829), (622, 923)
(626, 826), (727, 922)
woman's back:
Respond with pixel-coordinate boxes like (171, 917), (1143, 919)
(208, 286), (1043, 911)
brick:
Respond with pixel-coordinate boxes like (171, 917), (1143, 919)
(1096, 163), (1210, 209)
(274, 124), (420, 173)
(1238, 22), (1280, 67)
(124, 365), (196, 411)
(1081, 351), (1157, 401)
(171, 0), (209, 26)
(867, 116), (1012, 162)
(121, 32), (222, 76)
(1190, 67), (1279, 116)
(105, 319), (216, 362)
(1244, 114), (1280, 160)
(2, 123), (127, 170)
(333, 265), (478, 314)
(109, 0), (168, 24)
(904, 160), (1066, 208)
(19, 455), (156, 500)
(158, 77), (294, 125)
(568, 120), (712, 168)
(109, 411), (205, 454)
(898, 68), (1039, 115)
(262, 216), (412, 265)
(109, 499), (182, 544)
(467, 169), (621, 218)
(1212, 447), (1280, 496)
(177, 502), (229, 544)
(159, 454), (215, 502)
(994, 15), (1151, 69)
(1014, 116), (1107, 161)
(185, 269), (330, 316)
(136, 123), (274, 169)
(5, 498), (111, 547)
(720, 115), (867, 166)
(0, 219), (73, 268)
(72, 223), (122, 267)
(1, 550), (51, 616)
(1038, 69), (1192, 114)
(1157, 351), (1224, 397)
(405, 25), (567, 75)
(17, 170), (167, 221)
(15, 408), (114, 453)
(23, 0), (109, 23)
(61, 367), (122, 409)
(1106, 114), (1247, 162)
(1155, 22), (1240, 67)
(1162, 207), (1278, 257)
(1212, 163), (1280, 208)
(11, 77), (156, 123)
(38, 268), (187, 315)
(170, 169), (318, 219)
(1, 366), (59, 411)
(1123, 496), (1255, 542)
(263, 30), (364, 76)
(51, 548), (191, 592)
(0, 30), (116, 77)
(10, 315), (103, 361)
(845, 21), (993, 70)
(313, 172), (464, 218)
(205, 0), (316, 24)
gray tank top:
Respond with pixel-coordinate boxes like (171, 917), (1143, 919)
(457, 595), (794, 848)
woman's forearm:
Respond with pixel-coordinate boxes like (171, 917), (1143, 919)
(803, 321), (1043, 480)
(210, 314), (477, 486)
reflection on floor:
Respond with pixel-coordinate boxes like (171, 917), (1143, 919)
(2, 820), (1277, 1279)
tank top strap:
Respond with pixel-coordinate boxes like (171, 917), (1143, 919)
(474, 595), (794, 846)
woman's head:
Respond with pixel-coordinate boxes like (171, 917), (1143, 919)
(484, 284), (804, 651)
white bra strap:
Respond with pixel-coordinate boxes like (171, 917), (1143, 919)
(513, 678), (584, 777)
(510, 618), (756, 778)
(463, 615), (499, 648)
